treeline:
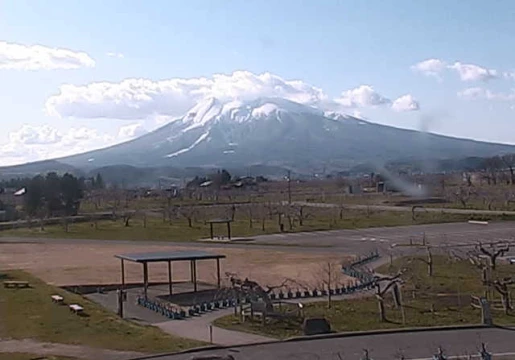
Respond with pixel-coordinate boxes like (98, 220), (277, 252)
(0, 172), (107, 220)
(186, 169), (268, 188)
(378, 153), (515, 178)
(0, 173), (105, 191)
(24, 172), (84, 217)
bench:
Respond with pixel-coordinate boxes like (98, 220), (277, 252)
(51, 295), (64, 303)
(3, 281), (29, 289)
(69, 304), (84, 314)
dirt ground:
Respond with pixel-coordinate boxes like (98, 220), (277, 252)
(0, 242), (351, 288)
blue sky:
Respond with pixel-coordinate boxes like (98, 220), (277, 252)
(2, 0), (515, 165)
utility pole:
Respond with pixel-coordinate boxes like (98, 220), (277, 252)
(287, 170), (292, 204)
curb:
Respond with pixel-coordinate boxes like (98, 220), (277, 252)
(282, 324), (489, 343)
(126, 324), (492, 360)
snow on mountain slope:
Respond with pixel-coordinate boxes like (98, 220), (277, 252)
(166, 131), (210, 157)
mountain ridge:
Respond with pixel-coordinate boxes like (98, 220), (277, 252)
(6, 97), (515, 175)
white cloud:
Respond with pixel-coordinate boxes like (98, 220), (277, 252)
(411, 59), (447, 78)
(9, 124), (62, 145)
(335, 85), (390, 108)
(391, 94), (420, 112)
(118, 123), (148, 139)
(457, 87), (486, 100)
(503, 71), (515, 80)
(45, 71), (420, 121)
(107, 52), (124, 58)
(45, 71), (330, 120)
(0, 41), (95, 70)
(0, 125), (116, 166)
(449, 62), (497, 82)
(458, 87), (515, 101)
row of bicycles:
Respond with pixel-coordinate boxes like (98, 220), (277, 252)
(137, 296), (240, 319)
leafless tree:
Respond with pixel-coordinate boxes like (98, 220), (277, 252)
(294, 205), (312, 226)
(61, 216), (71, 233)
(452, 186), (474, 208)
(179, 206), (198, 228)
(491, 277), (514, 314)
(410, 245), (434, 276)
(483, 156), (503, 185)
(122, 210), (135, 227)
(502, 153), (515, 185)
(89, 213), (99, 230)
(258, 204), (267, 231)
(477, 242), (509, 270)
(247, 205), (253, 229)
(226, 204), (236, 221)
(374, 270), (406, 322)
(314, 261), (341, 308)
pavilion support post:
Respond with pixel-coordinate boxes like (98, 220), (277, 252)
(210, 223), (214, 239)
(190, 260), (194, 284)
(168, 260), (172, 297)
(193, 260), (198, 292)
(216, 258), (221, 288)
(118, 259), (125, 318)
(121, 259), (125, 290)
(227, 222), (231, 240)
(143, 262), (148, 300)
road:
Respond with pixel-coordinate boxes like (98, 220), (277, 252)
(2, 221), (515, 255)
(291, 200), (515, 216)
(146, 327), (515, 360)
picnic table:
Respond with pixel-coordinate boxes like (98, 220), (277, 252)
(69, 304), (84, 314)
(3, 280), (29, 289)
(51, 295), (64, 303)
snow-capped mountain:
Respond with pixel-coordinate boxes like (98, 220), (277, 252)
(57, 97), (515, 170)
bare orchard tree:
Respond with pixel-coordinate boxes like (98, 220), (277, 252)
(247, 205), (254, 229)
(179, 206), (198, 228)
(258, 204), (268, 231)
(491, 277), (514, 314)
(122, 210), (135, 227)
(477, 241), (509, 270)
(314, 261), (342, 309)
(294, 205), (312, 226)
(483, 156), (503, 185)
(61, 215), (71, 233)
(502, 153), (515, 185)
(226, 204), (236, 221)
(451, 186), (474, 208)
(410, 245), (434, 277)
(374, 270), (406, 322)
(468, 250), (490, 285)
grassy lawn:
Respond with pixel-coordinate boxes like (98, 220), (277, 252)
(214, 255), (515, 339)
(0, 270), (204, 353)
(0, 209), (497, 241)
(0, 355), (76, 360)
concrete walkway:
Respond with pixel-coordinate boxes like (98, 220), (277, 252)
(0, 338), (146, 360)
(155, 309), (274, 346)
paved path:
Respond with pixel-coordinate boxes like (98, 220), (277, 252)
(147, 327), (515, 360)
(0, 338), (145, 360)
(155, 309), (274, 346)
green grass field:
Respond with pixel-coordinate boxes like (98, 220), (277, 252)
(214, 255), (515, 339)
(0, 271), (204, 353)
(0, 208), (497, 242)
